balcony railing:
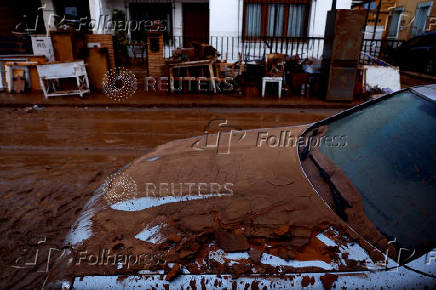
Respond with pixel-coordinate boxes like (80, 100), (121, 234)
(360, 38), (403, 65)
(162, 36), (327, 62)
(126, 35), (403, 67)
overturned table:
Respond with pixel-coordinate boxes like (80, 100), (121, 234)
(37, 60), (90, 99)
(167, 59), (216, 93)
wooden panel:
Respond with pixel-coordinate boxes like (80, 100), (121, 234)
(147, 33), (165, 77)
(330, 10), (367, 62)
(85, 34), (115, 68)
(28, 55), (47, 90)
(51, 32), (74, 62)
(86, 48), (109, 89)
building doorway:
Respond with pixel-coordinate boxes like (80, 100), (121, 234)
(183, 3), (209, 47)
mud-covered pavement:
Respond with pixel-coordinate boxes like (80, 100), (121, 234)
(0, 105), (339, 288)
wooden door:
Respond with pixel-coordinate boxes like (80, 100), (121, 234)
(183, 3), (209, 47)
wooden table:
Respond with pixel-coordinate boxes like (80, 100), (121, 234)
(168, 59), (216, 93)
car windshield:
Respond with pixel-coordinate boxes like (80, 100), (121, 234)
(316, 89), (436, 251)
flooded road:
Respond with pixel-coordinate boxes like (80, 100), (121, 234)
(0, 106), (340, 288)
(1, 106), (340, 150)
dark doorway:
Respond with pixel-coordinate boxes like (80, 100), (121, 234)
(129, 3), (173, 42)
(0, 0), (45, 54)
(183, 3), (209, 47)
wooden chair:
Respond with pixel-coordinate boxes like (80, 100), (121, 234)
(262, 54), (286, 98)
(214, 53), (244, 81)
(265, 54), (286, 76)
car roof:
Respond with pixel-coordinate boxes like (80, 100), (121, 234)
(305, 85), (436, 132)
(411, 84), (436, 102)
(411, 31), (436, 39)
(419, 31), (436, 37)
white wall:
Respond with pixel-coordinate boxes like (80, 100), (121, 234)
(174, 1), (183, 37)
(209, 0), (353, 38)
(100, 0), (352, 37)
(95, 0), (352, 60)
(308, 0), (352, 36)
(207, 0), (353, 61)
(89, 0), (106, 33)
(209, 0), (241, 37)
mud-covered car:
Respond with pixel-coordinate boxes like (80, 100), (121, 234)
(389, 31), (436, 75)
(50, 85), (436, 289)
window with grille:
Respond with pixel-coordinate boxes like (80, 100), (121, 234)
(243, 1), (310, 38)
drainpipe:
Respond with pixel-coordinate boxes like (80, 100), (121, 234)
(311, 0), (317, 37)
(331, 0), (336, 11)
(238, 0), (241, 38)
(40, 0), (56, 34)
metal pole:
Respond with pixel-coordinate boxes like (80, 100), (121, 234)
(370, 0), (382, 60)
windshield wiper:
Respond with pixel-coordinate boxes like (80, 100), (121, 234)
(300, 128), (318, 161)
(309, 154), (351, 222)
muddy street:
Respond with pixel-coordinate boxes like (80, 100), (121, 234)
(0, 106), (339, 288)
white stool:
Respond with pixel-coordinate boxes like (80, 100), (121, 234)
(262, 77), (283, 99)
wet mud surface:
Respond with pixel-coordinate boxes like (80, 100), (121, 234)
(0, 106), (338, 288)
(47, 125), (385, 285)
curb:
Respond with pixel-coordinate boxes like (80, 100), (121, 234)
(0, 102), (358, 110)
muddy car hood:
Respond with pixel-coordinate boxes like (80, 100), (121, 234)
(51, 125), (413, 286)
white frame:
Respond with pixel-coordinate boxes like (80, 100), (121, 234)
(37, 60), (90, 99)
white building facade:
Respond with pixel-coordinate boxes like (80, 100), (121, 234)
(41, 0), (352, 61)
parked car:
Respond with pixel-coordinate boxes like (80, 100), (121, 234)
(52, 85), (436, 288)
(389, 31), (436, 75)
